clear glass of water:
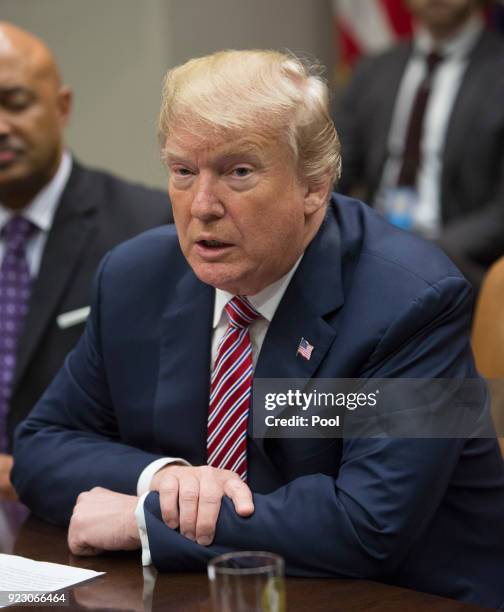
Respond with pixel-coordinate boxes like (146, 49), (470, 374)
(208, 551), (286, 612)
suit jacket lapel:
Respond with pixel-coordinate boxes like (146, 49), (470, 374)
(252, 209), (345, 448)
(154, 271), (214, 465)
(13, 163), (97, 390)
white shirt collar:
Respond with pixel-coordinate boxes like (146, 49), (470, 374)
(415, 14), (483, 60)
(213, 255), (303, 328)
(0, 151), (72, 232)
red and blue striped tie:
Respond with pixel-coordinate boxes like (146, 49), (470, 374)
(207, 296), (261, 481)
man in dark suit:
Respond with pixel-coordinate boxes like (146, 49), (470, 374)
(12, 50), (504, 608)
(334, 0), (504, 290)
(0, 23), (171, 498)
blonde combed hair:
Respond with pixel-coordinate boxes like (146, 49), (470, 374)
(159, 49), (341, 187)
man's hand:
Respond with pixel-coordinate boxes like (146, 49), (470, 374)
(151, 465), (254, 546)
(68, 487), (141, 556)
(0, 454), (17, 501)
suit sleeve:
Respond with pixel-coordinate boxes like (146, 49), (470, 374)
(12, 253), (166, 525)
(142, 277), (481, 578)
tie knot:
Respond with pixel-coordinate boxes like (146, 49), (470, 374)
(426, 51), (443, 74)
(1, 216), (37, 248)
(225, 296), (261, 329)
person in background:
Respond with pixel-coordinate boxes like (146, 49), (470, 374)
(12, 49), (504, 608)
(334, 0), (504, 291)
(0, 23), (172, 500)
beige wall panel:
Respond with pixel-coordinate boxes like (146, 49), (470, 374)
(1, 1), (333, 189)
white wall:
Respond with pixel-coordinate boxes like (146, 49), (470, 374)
(1, 0), (334, 189)
(168, 0), (334, 70)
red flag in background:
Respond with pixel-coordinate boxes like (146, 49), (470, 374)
(333, 0), (413, 82)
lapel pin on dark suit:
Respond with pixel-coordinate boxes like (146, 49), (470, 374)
(296, 337), (314, 360)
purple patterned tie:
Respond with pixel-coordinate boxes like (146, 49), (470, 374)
(0, 216), (36, 451)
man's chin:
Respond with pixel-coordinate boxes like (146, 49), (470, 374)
(190, 261), (251, 294)
(0, 163), (51, 208)
(0, 163), (30, 189)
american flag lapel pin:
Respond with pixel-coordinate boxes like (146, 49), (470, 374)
(296, 337), (314, 360)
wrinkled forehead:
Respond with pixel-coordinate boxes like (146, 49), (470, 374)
(164, 106), (289, 140)
(162, 123), (291, 164)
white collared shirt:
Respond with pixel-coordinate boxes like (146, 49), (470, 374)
(211, 257), (302, 368)
(136, 256), (303, 565)
(375, 16), (483, 238)
(0, 151), (72, 276)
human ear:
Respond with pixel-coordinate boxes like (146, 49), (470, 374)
(57, 86), (73, 127)
(303, 173), (332, 215)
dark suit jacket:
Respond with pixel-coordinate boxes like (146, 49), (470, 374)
(6, 159), (172, 447)
(12, 195), (504, 608)
(334, 30), (504, 289)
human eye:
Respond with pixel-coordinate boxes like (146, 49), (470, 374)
(168, 164), (196, 189)
(2, 89), (34, 112)
(229, 165), (253, 178)
(172, 166), (193, 176)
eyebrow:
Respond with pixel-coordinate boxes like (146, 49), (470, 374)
(163, 144), (264, 166)
(218, 142), (265, 160)
(161, 151), (186, 164)
(216, 151), (263, 165)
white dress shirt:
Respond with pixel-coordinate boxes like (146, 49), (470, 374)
(0, 152), (72, 275)
(375, 16), (483, 238)
(135, 256), (303, 565)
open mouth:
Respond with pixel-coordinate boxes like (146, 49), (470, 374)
(195, 239), (234, 259)
(198, 240), (231, 249)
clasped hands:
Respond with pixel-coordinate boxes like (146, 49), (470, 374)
(68, 464), (254, 556)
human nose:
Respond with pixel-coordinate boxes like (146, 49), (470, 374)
(0, 112), (13, 138)
(190, 173), (224, 221)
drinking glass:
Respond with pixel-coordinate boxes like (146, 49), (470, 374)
(208, 551), (286, 611)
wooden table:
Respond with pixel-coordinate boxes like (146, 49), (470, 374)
(0, 502), (494, 611)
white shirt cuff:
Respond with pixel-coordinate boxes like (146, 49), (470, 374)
(136, 457), (191, 496)
(135, 492), (152, 566)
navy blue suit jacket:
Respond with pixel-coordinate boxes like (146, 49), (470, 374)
(12, 195), (504, 608)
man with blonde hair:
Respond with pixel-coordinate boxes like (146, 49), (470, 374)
(13, 50), (504, 608)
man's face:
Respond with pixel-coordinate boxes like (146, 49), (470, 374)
(408, 0), (481, 35)
(0, 51), (70, 205)
(166, 130), (326, 295)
